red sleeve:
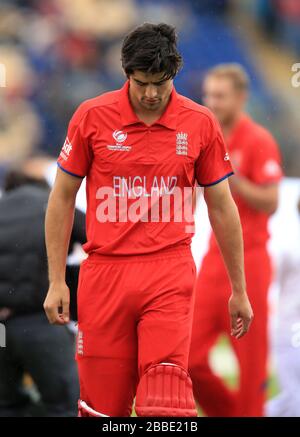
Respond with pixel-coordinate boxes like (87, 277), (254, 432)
(195, 112), (233, 187)
(249, 130), (283, 185)
(57, 103), (93, 178)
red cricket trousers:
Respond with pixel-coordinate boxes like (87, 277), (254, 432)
(189, 246), (272, 417)
(76, 245), (197, 416)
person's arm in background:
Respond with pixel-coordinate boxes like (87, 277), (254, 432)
(229, 177), (278, 214)
(44, 168), (82, 325)
(204, 178), (253, 338)
(229, 133), (282, 214)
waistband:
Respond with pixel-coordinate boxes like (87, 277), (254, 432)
(86, 245), (193, 264)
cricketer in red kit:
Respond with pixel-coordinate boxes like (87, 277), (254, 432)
(189, 64), (283, 417)
(44, 24), (253, 417)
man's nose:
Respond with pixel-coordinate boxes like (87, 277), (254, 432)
(145, 85), (158, 99)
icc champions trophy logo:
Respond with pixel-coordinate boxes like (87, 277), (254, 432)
(113, 130), (128, 144)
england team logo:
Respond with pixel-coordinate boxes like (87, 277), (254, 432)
(176, 132), (188, 156)
(77, 330), (84, 356)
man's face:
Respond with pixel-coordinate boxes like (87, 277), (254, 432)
(203, 76), (247, 125)
(128, 71), (173, 112)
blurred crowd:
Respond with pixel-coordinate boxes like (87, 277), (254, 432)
(257, 0), (300, 54)
(0, 0), (138, 176)
(1, 0), (300, 182)
(0, 0), (232, 183)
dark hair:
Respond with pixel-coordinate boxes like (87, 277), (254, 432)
(121, 23), (183, 80)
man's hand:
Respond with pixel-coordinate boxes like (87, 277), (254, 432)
(228, 291), (253, 339)
(0, 307), (13, 321)
(43, 282), (70, 325)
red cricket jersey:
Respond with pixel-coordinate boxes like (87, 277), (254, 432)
(209, 114), (283, 252)
(57, 80), (233, 255)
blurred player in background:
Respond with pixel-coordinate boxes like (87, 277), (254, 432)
(266, 190), (300, 417)
(43, 24), (253, 417)
(189, 64), (283, 416)
(0, 169), (85, 416)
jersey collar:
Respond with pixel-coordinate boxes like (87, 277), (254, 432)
(118, 80), (178, 130)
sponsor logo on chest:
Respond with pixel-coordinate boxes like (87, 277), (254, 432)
(107, 130), (132, 152)
(107, 129), (190, 156)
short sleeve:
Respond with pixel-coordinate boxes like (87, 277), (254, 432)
(57, 103), (93, 178)
(195, 113), (234, 187)
(249, 131), (283, 185)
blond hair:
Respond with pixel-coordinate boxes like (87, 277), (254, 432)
(205, 63), (249, 91)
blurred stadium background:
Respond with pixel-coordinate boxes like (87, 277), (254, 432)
(1, 0), (300, 416)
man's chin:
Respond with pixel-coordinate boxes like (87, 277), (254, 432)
(141, 101), (161, 110)
(215, 113), (235, 125)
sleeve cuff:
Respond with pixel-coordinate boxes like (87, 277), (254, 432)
(57, 161), (85, 179)
(198, 171), (234, 187)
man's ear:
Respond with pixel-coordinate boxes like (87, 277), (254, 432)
(240, 90), (248, 108)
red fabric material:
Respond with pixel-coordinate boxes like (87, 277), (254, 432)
(57, 80), (232, 256)
(209, 114), (282, 252)
(189, 247), (272, 417)
(76, 247), (197, 416)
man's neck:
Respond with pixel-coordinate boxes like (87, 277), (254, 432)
(135, 107), (166, 126)
(129, 92), (170, 126)
(221, 112), (243, 141)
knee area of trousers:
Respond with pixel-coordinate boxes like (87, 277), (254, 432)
(135, 363), (197, 417)
(188, 357), (211, 377)
(78, 399), (109, 417)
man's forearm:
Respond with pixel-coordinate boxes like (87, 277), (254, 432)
(45, 189), (75, 283)
(208, 199), (246, 294)
(230, 176), (278, 214)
